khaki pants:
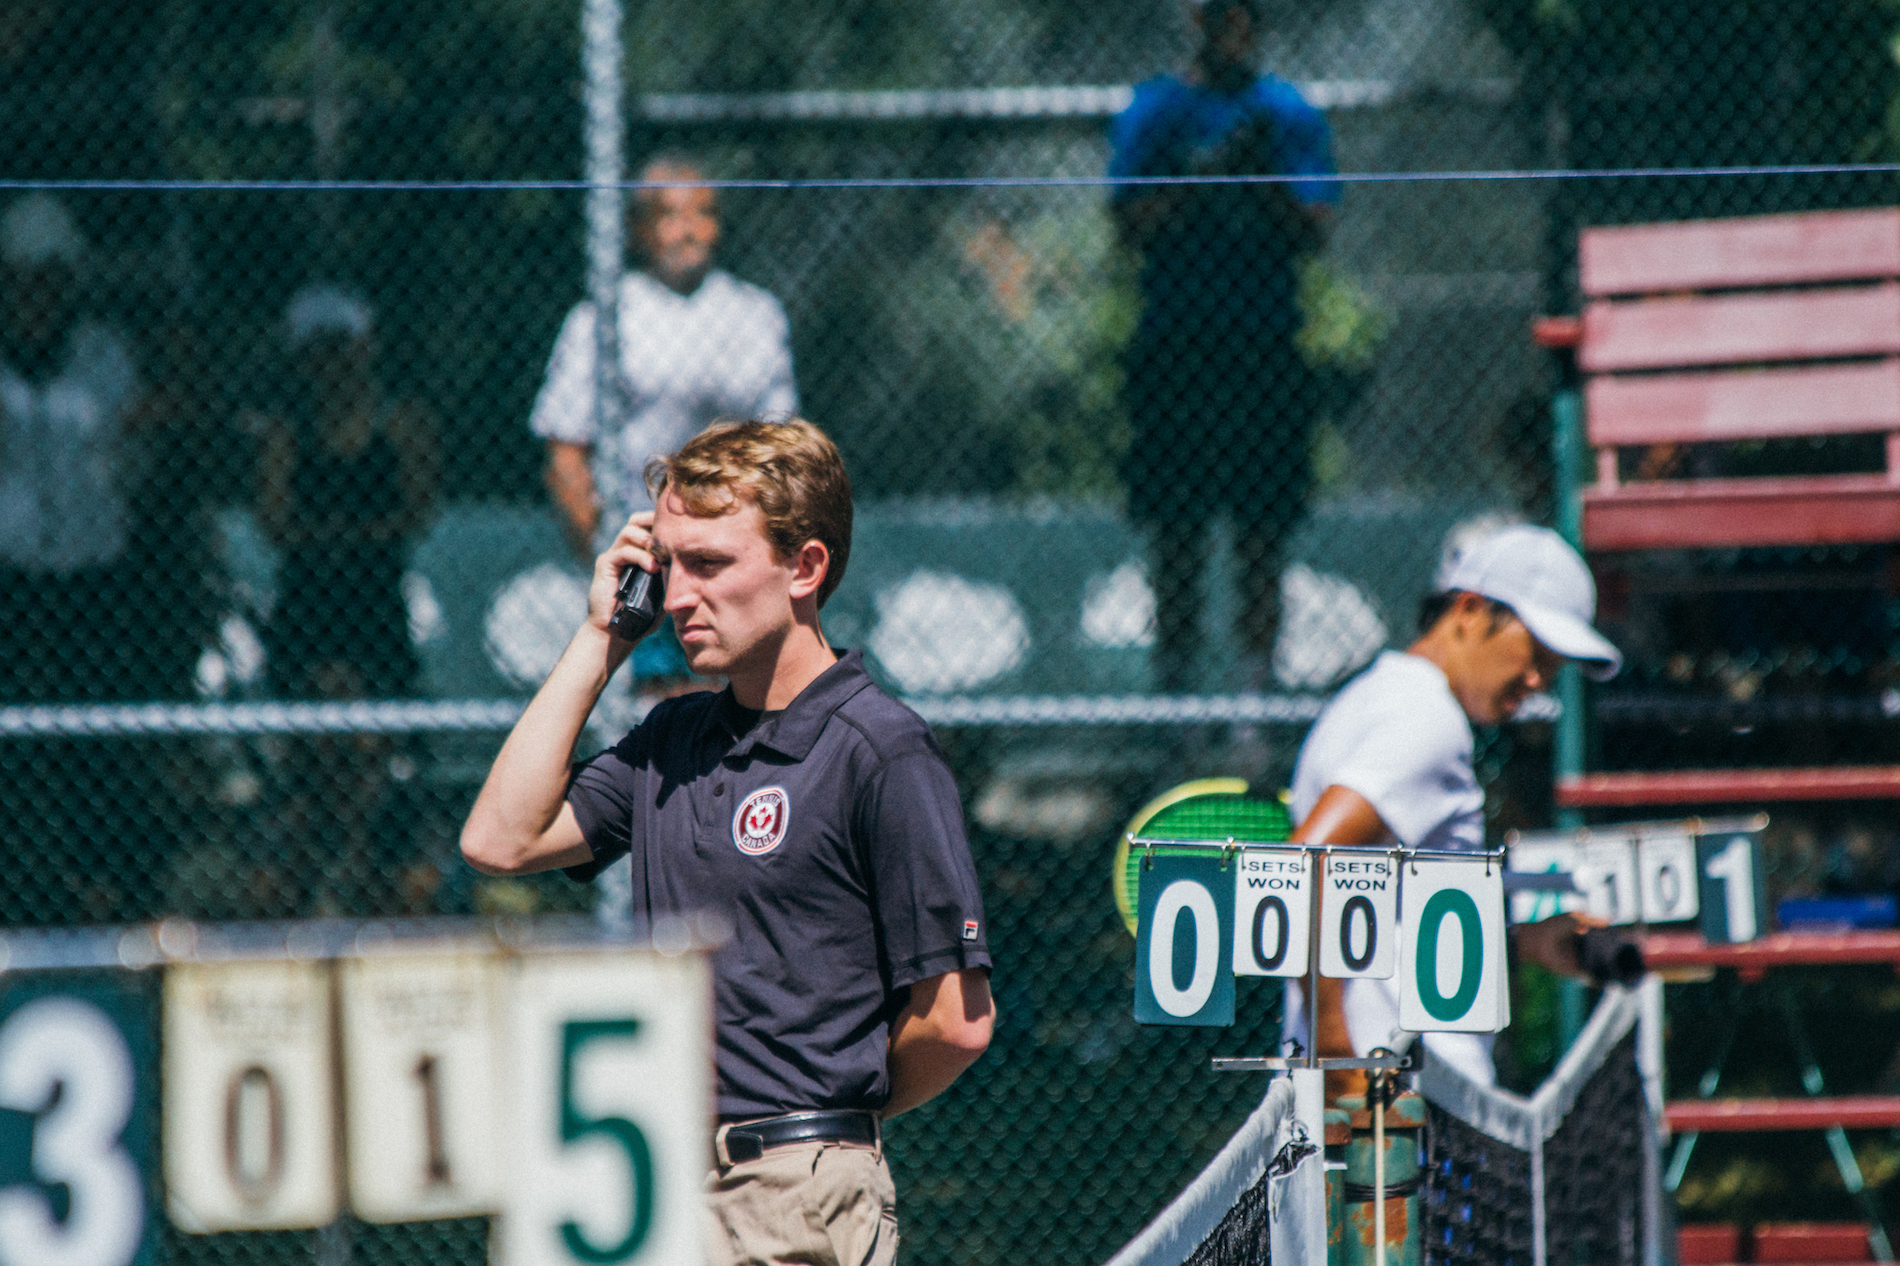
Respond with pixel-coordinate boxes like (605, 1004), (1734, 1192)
(705, 1129), (898, 1266)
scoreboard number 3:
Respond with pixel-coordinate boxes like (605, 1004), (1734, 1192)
(0, 997), (144, 1266)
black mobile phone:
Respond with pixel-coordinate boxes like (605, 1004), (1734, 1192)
(608, 563), (665, 641)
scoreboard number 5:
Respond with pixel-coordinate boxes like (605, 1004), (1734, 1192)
(500, 951), (710, 1266)
(558, 1021), (654, 1262)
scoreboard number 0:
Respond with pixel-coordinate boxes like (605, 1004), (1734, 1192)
(222, 1065), (284, 1203)
(1398, 861), (1508, 1034)
(1252, 897), (1290, 971)
(1134, 855), (1235, 1026)
(1317, 853), (1397, 980)
(1232, 850), (1309, 980)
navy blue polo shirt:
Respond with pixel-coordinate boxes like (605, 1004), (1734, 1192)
(563, 650), (992, 1119)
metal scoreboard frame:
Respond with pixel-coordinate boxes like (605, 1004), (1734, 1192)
(0, 915), (719, 1266)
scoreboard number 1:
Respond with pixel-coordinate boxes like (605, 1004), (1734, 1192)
(1698, 833), (1768, 944)
(339, 953), (502, 1223)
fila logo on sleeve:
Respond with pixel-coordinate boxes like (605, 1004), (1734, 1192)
(733, 786), (791, 856)
(963, 920), (980, 941)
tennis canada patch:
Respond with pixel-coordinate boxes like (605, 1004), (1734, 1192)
(732, 786), (790, 856)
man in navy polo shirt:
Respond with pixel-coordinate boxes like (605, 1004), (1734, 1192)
(463, 418), (994, 1266)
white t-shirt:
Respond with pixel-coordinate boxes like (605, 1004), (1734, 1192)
(1283, 651), (1496, 1084)
(529, 268), (797, 531)
(1289, 651), (1483, 851)
(0, 322), (140, 573)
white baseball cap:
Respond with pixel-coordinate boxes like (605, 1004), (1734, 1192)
(1437, 524), (1622, 680)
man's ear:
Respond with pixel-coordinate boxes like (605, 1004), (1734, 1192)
(1448, 590), (1491, 639)
(787, 539), (830, 603)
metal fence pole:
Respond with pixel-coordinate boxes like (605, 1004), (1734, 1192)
(1551, 387), (1588, 1048)
(583, 0), (626, 468)
(583, 0), (632, 933)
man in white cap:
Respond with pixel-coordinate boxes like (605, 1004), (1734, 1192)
(1280, 523), (1622, 1087)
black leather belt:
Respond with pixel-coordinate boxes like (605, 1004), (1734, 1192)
(718, 1109), (880, 1165)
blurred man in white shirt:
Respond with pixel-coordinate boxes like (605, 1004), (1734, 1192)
(532, 154), (797, 560)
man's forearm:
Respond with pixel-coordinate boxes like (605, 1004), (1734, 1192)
(884, 1034), (984, 1119)
(546, 442), (600, 558)
(882, 968), (994, 1118)
(462, 623), (627, 873)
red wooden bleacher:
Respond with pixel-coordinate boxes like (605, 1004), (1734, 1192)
(1557, 766), (1900, 808)
(1642, 932), (1900, 1137)
(1539, 207), (1900, 807)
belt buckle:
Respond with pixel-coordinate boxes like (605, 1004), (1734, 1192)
(724, 1128), (765, 1165)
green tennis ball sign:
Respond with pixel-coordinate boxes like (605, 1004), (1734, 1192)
(1113, 780), (1290, 938)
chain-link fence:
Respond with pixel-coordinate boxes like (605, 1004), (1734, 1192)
(6, 0), (1900, 1260)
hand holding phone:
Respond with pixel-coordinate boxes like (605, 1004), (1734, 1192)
(608, 562), (665, 642)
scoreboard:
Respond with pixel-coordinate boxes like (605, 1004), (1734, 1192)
(1134, 843), (1510, 1034)
(0, 918), (712, 1266)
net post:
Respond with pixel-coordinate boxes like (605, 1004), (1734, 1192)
(1373, 1084), (1386, 1266)
(1306, 846), (1327, 1069)
(1638, 976), (1668, 1266)
(1288, 1067), (1328, 1264)
(1530, 1127), (1548, 1266)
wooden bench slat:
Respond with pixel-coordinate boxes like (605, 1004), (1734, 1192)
(1580, 283), (1900, 372)
(1556, 766), (1900, 806)
(1581, 208), (1900, 297)
(1586, 360), (1900, 446)
(1643, 930), (1900, 970)
(1665, 1096), (1900, 1133)
(1583, 474), (1900, 550)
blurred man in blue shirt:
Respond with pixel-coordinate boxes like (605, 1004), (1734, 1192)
(1110, 0), (1339, 694)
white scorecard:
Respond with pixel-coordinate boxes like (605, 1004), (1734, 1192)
(1573, 837), (1641, 925)
(1231, 850), (1310, 978)
(1317, 851), (1397, 980)
(1398, 860), (1508, 1034)
(498, 949), (713, 1266)
(340, 950), (503, 1223)
(1635, 832), (1699, 924)
(1509, 822), (1733, 929)
(163, 959), (339, 1232)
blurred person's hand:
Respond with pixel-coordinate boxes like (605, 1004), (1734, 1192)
(1513, 911), (1609, 979)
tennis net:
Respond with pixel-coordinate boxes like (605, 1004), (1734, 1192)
(1101, 983), (1664, 1266)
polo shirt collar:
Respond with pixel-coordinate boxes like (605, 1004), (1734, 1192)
(720, 649), (875, 761)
